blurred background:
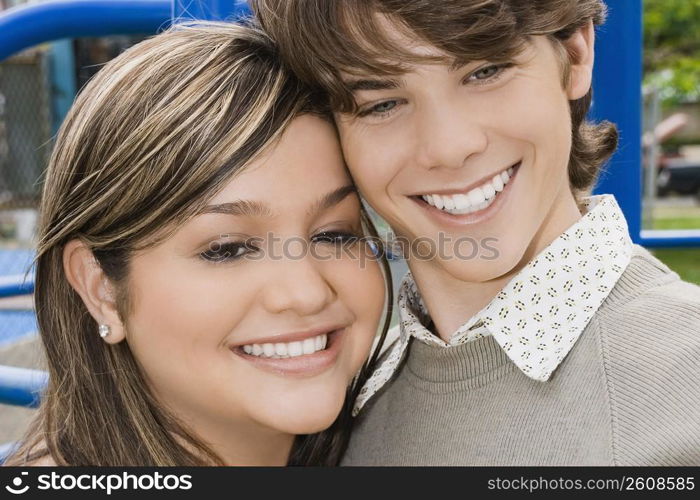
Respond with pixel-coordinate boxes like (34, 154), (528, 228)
(0, 0), (698, 450)
(642, 0), (700, 284)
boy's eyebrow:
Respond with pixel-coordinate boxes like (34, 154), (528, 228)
(449, 59), (470, 72)
(308, 184), (357, 216)
(344, 61), (475, 92)
(197, 185), (357, 218)
(345, 77), (402, 92)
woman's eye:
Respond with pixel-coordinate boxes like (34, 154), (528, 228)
(200, 241), (256, 263)
(312, 231), (360, 245)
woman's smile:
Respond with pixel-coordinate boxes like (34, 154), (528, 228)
(231, 327), (347, 378)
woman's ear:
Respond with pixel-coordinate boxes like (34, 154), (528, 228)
(564, 20), (595, 100)
(63, 239), (127, 344)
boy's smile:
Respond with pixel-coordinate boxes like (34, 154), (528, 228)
(335, 29), (593, 296)
(413, 161), (520, 220)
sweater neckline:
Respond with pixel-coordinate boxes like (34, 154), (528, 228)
(405, 334), (512, 383)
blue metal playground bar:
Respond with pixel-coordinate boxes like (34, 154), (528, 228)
(0, 277), (34, 299)
(0, 0), (171, 61)
(0, 0), (253, 60)
(0, 365), (48, 408)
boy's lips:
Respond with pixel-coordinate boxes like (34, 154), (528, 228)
(411, 162), (520, 197)
(411, 162), (521, 227)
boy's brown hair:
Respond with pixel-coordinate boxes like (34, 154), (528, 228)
(251, 0), (618, 204)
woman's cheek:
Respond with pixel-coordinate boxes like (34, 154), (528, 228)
(333, 249), (386, 367)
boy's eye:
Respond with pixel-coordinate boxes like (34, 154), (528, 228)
(473, 65), (501, 80)
(200, 241), (257, 263)
(357, 99), (400, 118)
(312, 231), (360, 245)
(371, 101), (397, 114)
(465, 63), (513, 84)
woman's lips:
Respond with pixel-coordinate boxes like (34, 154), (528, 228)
(231, 328), (345, 378)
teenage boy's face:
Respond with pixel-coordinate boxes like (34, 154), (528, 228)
(335, 24), (594, 282)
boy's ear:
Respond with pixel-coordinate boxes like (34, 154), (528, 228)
(564, 20), (595, 100)
(63, 239), (127, 344)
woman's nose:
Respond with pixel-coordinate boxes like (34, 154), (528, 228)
(261, 253), (335, 316)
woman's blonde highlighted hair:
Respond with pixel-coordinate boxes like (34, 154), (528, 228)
(252, 0), (618, 206)
(6, 21), (391, 466)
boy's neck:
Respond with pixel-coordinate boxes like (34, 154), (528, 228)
(407, 188), (584, 343)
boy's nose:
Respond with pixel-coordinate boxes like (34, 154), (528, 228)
(414, 104), (488, 171)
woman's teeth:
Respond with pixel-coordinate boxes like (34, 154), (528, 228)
(421, 165), (516, 215)
(241, 333), (328, 359)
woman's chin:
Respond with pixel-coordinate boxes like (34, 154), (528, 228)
(261, 394), (346, 435)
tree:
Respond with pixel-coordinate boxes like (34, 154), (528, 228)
(644, 0), (700, 104)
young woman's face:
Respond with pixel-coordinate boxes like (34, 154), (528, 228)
(123, 115), (385, 446)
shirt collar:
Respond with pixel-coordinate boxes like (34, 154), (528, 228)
(353, 194), (634, 415)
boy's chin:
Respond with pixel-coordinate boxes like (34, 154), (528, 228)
(436, 249), (526, 284)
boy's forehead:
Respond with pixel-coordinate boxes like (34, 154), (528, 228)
(337, 17), (459, 82)
(334, 12), (531, 82)
(337, 40), (537, 89)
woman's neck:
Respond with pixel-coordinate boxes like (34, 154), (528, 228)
(172, 409), (296, 466)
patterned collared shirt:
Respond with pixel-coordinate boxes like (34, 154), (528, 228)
(354, 194), (634, 415)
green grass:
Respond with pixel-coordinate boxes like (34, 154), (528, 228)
(651, 248), (700, 285)
(650, 206), (700, 284)
(652, 216), (700, 230)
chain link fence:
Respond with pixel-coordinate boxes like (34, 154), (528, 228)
(0, 34), (146, 350)
(0, 47), (51, 239)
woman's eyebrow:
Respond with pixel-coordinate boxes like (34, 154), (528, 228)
(196, 185), (356, 218)
(198, 200), (273, 217)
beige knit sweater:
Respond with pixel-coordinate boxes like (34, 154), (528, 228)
(342, 244), (700, 465)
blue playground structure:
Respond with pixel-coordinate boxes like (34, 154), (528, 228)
(0, 0), (697, 462)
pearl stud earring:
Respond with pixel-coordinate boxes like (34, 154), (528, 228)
(98, 324), (111, 338)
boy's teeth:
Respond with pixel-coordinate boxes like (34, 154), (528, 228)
(302, 338), (316, 354)
(433, 194), (445, 210)
(420, 165), (516, 215)
(241, 333), (329, 359)
(288, 341), (302, 357)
